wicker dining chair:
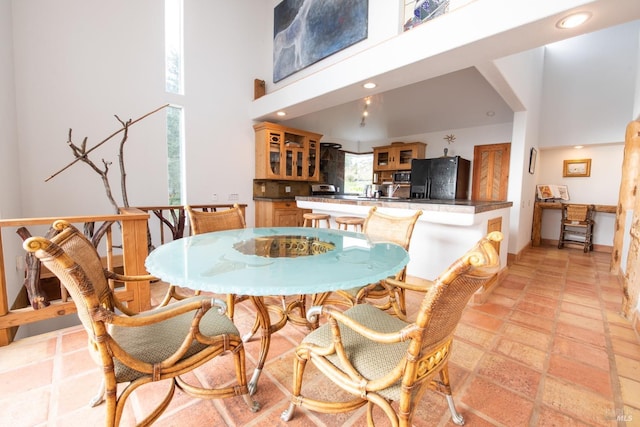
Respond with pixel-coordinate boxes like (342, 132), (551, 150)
(329, 207), (422, 314)
(184, 204), (249, 319)
(23, 220), (259, 427)
(281, 231), (503, 426)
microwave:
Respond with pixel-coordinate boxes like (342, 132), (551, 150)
(393, 171), (411, 183)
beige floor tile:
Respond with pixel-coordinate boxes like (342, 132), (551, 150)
(619, 377), (640, 409)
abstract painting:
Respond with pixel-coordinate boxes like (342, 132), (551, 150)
(273, 0), (368, 82)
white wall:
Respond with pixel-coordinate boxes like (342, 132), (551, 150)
(0, 0), (25, 318)
(0, 0), (21, 220)
(12, 1), (167, 217)
(540, 21), (640, 147)
(493, 48), (545, 256)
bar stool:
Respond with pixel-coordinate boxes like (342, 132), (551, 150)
(335, 216), (365, 232)
(303, 212), (331, 228)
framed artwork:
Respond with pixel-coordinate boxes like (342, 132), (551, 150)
(273, 0), (369, 82)
(563, 158), (591, 177)
(528, 147), (537, 174)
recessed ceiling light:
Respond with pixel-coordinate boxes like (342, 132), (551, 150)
(363, 82), (376, 89)
(574, 145), (584, 149)
(276, 111), (286, 116)
(556, 12), (591, 29)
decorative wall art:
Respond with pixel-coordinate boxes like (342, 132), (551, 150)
(563, 158), (591, 177)
(404, 0), (450, 31)
(273, 0), (369, 82)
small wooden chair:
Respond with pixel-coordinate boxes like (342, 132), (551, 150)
(558, 203), (595, 252)
(335, 216), (365, 232)
(303, 212), (331, 228)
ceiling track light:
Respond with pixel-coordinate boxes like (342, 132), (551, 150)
(360, 97), (371, 127)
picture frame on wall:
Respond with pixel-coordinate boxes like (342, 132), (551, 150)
(528, 147), (537, 174)
(563, 158), (591, 177)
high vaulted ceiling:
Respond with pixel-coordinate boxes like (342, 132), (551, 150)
(254, 1), (640, 145)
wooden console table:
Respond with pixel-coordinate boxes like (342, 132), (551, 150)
(532, 201), (617, 246)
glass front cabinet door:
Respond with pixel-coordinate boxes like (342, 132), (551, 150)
(254, 122), (322, 181)
(307, 138), (319, 181)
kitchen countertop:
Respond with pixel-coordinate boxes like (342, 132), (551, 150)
(295, 195), (512, 214)
(253, 197), (298, 202)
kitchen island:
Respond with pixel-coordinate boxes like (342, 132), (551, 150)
(296, 195), (512, 302)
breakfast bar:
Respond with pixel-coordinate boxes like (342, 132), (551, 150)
(296, 195), (512, 293)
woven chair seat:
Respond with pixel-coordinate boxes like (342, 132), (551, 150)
(303, 304), (409, 401)
(111, 296), (240, 383)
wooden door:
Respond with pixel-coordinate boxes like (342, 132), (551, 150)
(472, 143), (511, 201)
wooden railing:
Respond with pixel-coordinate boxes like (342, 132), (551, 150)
(0, 203), (246, 347)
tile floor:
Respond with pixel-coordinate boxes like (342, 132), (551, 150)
(1, 245), (639, 426)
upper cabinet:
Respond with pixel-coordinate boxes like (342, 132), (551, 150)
(373, 142), (426, 171)
(254, 122), (322, 182)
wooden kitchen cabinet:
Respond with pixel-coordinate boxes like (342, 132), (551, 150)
(373, 142), (426, 172)
(255, 200), (311, 227)
(372, 142), (426, 184)
(254, 122), (322, 182)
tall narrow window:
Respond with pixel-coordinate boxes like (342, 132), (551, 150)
(166, 106), (184, 205)
(165, 0), (184, 94)
(165, 0), (185, 204)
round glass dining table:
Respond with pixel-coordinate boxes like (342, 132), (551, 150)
(145, 227), (409, 394)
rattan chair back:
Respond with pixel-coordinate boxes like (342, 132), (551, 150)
(362, 206), (422, 250)
(186, 204), (246, 235)
(564, 204), (591, 222)
(24, 220), (114, 334)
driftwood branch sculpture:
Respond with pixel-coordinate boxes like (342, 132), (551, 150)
(17, 104), (170, 309)
(45, 104), (169, 182)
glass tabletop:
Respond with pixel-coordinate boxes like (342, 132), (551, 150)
(145, 227), (409, 296)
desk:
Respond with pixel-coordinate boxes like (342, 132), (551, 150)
(531, 201), (617, 246)
(145, 227), (409, 394)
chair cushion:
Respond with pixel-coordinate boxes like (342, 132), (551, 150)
(110, 297), (240, 383)
(303, 304), (410, 400)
